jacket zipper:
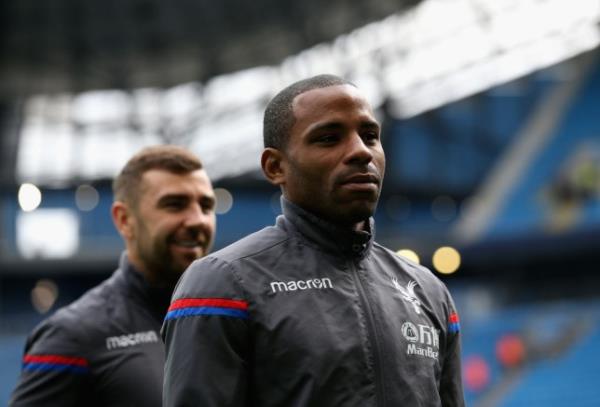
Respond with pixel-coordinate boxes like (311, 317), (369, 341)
(349, 260), (386, 407)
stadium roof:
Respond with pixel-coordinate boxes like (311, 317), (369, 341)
(0, 0), (422, 96)
(8, 0), (600, 187)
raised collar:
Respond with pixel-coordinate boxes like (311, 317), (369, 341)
(280, 197), (374, 258)
(116, 252), (173, 323)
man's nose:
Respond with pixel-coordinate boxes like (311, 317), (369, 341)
(345, 133), (373, 165)
(184, 204), (211, 228)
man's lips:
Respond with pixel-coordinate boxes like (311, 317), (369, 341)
(172, 240), (202, 249)
(339, 173), (380, 185)
(338, 173), (381, 194)
(169, 235), (208, 252)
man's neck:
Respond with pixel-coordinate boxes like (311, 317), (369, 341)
(284, 199), (370, 234)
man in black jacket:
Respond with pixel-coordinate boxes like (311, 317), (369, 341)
(11, 145), (216, 406)
(163, 74), (465, 406)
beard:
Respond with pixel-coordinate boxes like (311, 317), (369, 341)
(134, 227), (193, 289)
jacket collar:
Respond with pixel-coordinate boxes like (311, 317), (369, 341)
(280, 197), (374, 258)
(115, 252), (173, 323)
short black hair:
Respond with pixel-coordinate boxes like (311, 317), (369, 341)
(263, 74), (355, 150)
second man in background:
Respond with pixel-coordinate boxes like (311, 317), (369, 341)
(11, 145), (216, 406)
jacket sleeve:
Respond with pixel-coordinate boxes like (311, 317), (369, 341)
(9, 319), (91, 406)
(440, 290), (466, 407)
(162, 256), (250, 407)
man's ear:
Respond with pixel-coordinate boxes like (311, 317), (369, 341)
(261, 148), (286, 186)
(111, 201), (135, 240)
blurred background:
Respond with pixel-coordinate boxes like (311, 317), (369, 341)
(1, 0), (600, 405)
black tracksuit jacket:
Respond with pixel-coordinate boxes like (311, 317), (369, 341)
(163, 199), (465, 406)
(10, 253), (170, 407)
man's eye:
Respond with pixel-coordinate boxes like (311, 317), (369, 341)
(363, 132), (379, 143)
(201, 201), (215, 214)
(318, 134), (338, 143)
(163, 200), (185, 209)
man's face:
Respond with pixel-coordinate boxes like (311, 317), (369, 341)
(281, 84), (385, 227)
(127, 169), (216, 286)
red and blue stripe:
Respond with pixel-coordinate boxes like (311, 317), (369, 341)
(165, 298), (249, 321)
(22, 354), (90, 374)
(448, 312), (460, 334)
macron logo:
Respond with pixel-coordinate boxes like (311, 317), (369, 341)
(270, 277), (333, 293)
(105, 330), (159, 350)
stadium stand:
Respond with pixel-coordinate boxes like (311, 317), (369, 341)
(461, 299), (600, 406)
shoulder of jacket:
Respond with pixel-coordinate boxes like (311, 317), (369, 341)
(27, 305), (88, 349)
(43, 277), (125, 338)
(172, 227), (290, 300)
(210, 225), (291, 263)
